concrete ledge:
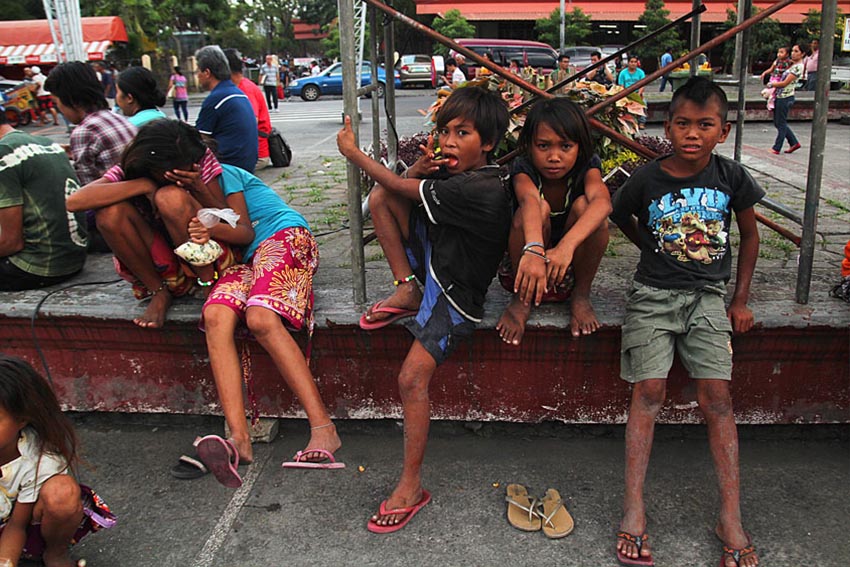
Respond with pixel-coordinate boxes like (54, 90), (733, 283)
(2, 257), (847, 425)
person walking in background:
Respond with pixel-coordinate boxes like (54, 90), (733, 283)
(804, 39), (819, 91)
(194, 45), (258, 173)
(258, 54), (280, 113)
(659, 46), (674, 92)
(167, 66), (190, 121)
(93, 62), (116, 109)
(29, 66), (60, 126)
(115, 66), (167, 127)
(225, 48), (272, 171)
(768, 44), (804, 155)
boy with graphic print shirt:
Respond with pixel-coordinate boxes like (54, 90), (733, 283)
(610, 77), (763, 567)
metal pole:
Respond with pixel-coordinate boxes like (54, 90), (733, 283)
(560, 0), (565, 53)
(689, 0), (701, 77)
(369, 7), (381, 163)
(796, 0), (837, 303)
(733, 0), (752, 162)
(384, 11), (398, 168)
(339, 0), (367, 305)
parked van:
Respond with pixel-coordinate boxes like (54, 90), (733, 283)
(450, 38), (558, 78)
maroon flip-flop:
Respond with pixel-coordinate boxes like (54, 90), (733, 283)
(367, 490), (432, 534)
(358, 301), (417, 331)
(194, 435), (242, 488)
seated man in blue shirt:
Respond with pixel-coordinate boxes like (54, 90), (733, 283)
(195, 45), (259, 173)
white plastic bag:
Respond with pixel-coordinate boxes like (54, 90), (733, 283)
(197, 208), (240, 228)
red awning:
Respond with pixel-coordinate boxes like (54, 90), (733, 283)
(0, 16), (128, 65)
(415, 1), (849, 24)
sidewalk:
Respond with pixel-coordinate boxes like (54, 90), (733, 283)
(66, 415), (848, 566)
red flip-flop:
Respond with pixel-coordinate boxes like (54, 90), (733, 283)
(282, 449), (345, 469)
(194, 435), (242, 488)
(367, 490), (432, 534)
(358, 301), (417, 331)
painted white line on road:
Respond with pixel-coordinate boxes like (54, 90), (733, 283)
(190, 447), (271, 567)
(307, 132), (339, 151)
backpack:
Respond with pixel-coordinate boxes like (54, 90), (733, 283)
(266, 127), (292, 167)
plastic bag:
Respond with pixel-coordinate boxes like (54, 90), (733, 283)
(174, 240), (224, 266)
(197, 208), (240, 228)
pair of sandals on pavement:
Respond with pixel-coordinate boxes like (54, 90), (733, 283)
(170, 435), (345, 488)
(505, 484), (575, 539)
(616, 529), (758, 566)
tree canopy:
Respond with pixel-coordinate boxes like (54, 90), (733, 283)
(431, 9), (475, 56)
(801, 8), (847, 54)
(720, 7), (785, 73)
(633, 0), (686, 68)
(535, 8), (593, 50)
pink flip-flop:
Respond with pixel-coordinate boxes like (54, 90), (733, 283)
(281, 449), (346, 469)
(358, 301), (417, 331)
(367, 490), (432, 534)
(194, 435), (243, 488)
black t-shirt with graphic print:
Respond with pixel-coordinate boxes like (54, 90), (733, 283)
(610, 154), (764, 290)
(418, 165), (512, 321)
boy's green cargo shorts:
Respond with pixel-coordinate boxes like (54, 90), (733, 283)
(620, 281), (733, 383)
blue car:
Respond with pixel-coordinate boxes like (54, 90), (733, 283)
(285, 62), (401, 101)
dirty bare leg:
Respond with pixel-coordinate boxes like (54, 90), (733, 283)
(371, 341), (436, 526)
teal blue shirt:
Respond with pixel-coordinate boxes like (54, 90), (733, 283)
(219, 165), (309, 261)
(127, 108), (167, 127)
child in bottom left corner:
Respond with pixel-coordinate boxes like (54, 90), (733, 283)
(0, 355), (115, 567)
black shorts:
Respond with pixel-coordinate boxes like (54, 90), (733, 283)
(0, 258), (79, 291)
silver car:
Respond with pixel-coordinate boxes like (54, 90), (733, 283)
(396, 54), (432, 88)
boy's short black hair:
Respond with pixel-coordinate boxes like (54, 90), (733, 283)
(43, 61), (108, 113)
(435, 86), (508, 158)
(559, 53), (571, 62)
(445, 58), (457, 68)
(668, 76), (728, 123)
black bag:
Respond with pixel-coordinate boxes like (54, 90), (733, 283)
(267, 127), (292, 167)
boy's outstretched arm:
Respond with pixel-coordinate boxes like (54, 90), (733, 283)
(66, 176), (158, 212)
(728, 206), (759, 333)
(336, 116), (423, 201)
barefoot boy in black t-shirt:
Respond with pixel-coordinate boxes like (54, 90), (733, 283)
(610, 77), (763, 567)
(337, 86), (511, 534)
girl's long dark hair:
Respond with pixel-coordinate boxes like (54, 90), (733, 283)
(517, 98), (594, 175)
(117, 66), (166, 110)
(120, 119), (207, 181)
(0, 356), (78, 469)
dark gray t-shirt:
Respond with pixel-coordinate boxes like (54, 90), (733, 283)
(610, 154), (764, 289)
(418, 165), (512, 321)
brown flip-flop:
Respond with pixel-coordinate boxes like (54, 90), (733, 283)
(505, 483), (541, 531)
(539, 488), (574, 539)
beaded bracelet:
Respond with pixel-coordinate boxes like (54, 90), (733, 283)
(393, 274), (416, 286)
(522, 248), (550, 263)
(522, 242), (545, 253)
(197, 270), (219, 287)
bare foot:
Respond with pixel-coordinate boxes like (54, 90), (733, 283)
(496, 295), (531, 346)
(363, 282), (422, 324)
(370, 483), (424, 527)
(42, 548), (76, 567)
(133, 287), (172, 329)
(228, 435), (253, 465)
(569, 294), (600, 338)
(297, 423), (342, 462)
(716, 524), (759, 567)
(617, 510), (651, 562)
